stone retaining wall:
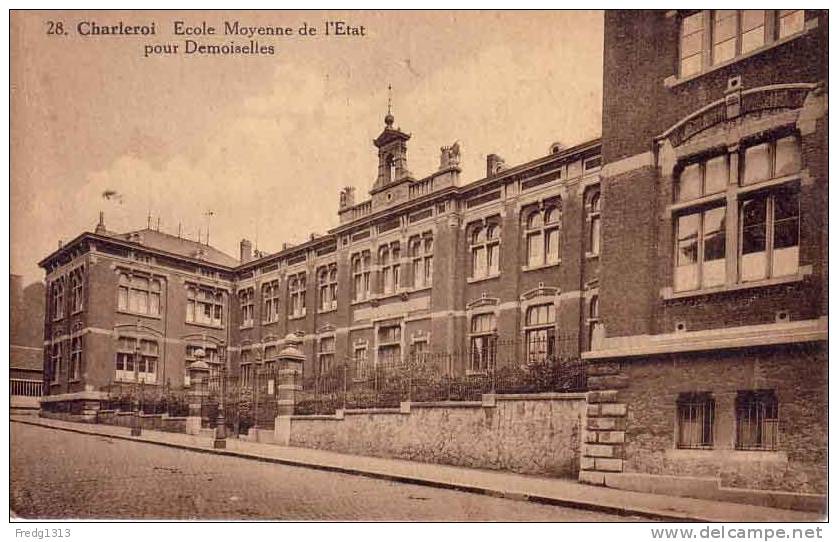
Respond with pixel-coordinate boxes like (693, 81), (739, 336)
(288, 393), (586, 478)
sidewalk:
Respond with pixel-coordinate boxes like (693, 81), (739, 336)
(11, 416), (824, 522)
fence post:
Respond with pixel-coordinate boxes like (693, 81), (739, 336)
(274, 333), (305, 445)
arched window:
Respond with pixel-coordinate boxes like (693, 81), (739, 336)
(386, 154), (396, 183)
(470, 222), (501, 279)
(351, 250), (371, 301)
(50, 331), (62, 384)
(524, 304), (556, 364)
(70, 266), (84, 313)
(288, 272), (306, 318)
(379, 243), (400, 294)
(525, 205), (561, 267)
(587, 294), (604, 351)
(409, 233), (434, 288)
(261, 281), (280, 323)
(318, 263), (338, 311)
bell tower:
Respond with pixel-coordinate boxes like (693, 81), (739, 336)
(371, 85), (412, 193)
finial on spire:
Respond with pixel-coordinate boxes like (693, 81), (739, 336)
(384, 84), (394, 128)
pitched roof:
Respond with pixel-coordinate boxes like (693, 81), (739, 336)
(112, 228), (239, 267)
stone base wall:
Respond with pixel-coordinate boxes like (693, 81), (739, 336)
(289, 393), (586, 478)
(583, 343), (827, 495)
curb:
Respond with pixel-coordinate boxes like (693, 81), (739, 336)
(13, 418), (697, 521)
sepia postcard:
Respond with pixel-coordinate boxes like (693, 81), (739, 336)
(8, 7), (829, 532)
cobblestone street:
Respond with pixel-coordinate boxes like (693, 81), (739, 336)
(11, 423), (631, 521)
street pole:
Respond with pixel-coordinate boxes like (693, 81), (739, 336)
(213, 340), (227, 449)
(131, 343), (142, 436)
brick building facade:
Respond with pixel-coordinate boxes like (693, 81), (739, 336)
(581, 10), (827, 495)
(39, 115), (602, 409)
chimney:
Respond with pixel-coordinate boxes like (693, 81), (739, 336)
(240, 239), (253, 264)
(95, 211), (106, 234)
(486, 154), (506, 177)
(339, 186), (356, 209)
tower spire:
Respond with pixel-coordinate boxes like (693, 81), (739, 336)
(385, 84), (394, 128)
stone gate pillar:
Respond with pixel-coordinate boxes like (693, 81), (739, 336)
(579, 360), (629, 485)
(274, 333), (305, 445)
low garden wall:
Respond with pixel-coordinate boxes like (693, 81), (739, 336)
(288, 392), (586, 478)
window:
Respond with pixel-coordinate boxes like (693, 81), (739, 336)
(409, 234), (434, 288)
(675, 206), (726, 291)
(317, 264), (338, 312)
(680, 10), (807, 77)
(261, 280), (280, 323)
(288, 273), (306, 318)
(524, 304), (556, 364)
(672, 135), (802, 292)
(263, 344), (278, 366)
(186, 286), (223, 326)
(524, 205), (561, 267)
(677, 392), (715, 449)
(352, 251), (371, 301)
(379, 243), (401, 295)
(377, 324), (402, 365)
(70, 267), (84, 313)
(354, 343), (369, 371)
(240, 349), (252, 387)
(50, 333), (62, 384)
(318, 336), (335, 374)
(238, 288), (254, 327)
(736, 390), (779, 451)
(410, 337), (430, 364)
(470, 222), (501, 279)
(119, 273), (162, 316)
(69, 335), (82, 381)
(115, 337), (158, 384)
(469, 313), (496, 372)
(588, 191), (602, 256)
(186, 344), (220, 381)
(587, 294), (604, 351)
(51, 278), (65, 320)
(740, 189), (799, 281)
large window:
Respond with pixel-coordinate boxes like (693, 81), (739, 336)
(262, 280), (280, 323)
(119, 274), (162, 316)
(69, 335), (82, 381)
(186, 286), (223, 326)
(736, 390), (779, 451)
(51, 278), (65, 320)
(379, 243), (401, 295)
(470, 223), (501, 279)
(469, 313), (497, 372)
(70, 267), (84, 313)
(680, 10), (806, 77)
(377, 324), (402, 365)
(238, 288), (254, 327)
(288, 273), (306, 318)
(409, 234), (434, 288)
(524, 304), (556, 364)
(524, 205), (561, 267)
(115, 337), (158, 384)
(675, 206), (726, 291)
(351, 250), (371, 301)
(240, 349), (253, 387)
(317, 264), (338, 312)
(318, 336), (335, 374)
(672, 135), (801, 292)
(677, 392), (715, 449)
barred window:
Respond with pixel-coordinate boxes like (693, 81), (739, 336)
(677, 392), (715, 449)
(736, 390), (779, 451)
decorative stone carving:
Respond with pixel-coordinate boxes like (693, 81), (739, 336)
(439, 141), (461, 169)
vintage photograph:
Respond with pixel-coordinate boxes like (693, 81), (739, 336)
(9, 9), (828, 525)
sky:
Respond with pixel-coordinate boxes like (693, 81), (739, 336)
(10, 10), (603, 286)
